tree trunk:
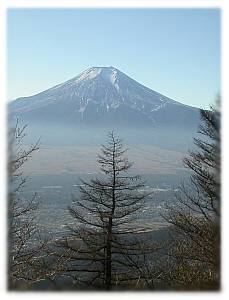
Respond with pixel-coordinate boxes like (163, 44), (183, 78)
(105, 217), (112, 290)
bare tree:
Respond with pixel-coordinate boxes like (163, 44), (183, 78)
(58, 131), (153, 290)
(8, 120), (42, 289)
(163, 105), (220, 290)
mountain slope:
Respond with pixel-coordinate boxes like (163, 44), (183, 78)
(9, 66), (200, 128)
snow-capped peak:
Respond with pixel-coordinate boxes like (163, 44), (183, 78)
(11, 66), (190, 119)
(9, 65), (199, 128)
(75, 67), (102, 82)
(75, 66), (118, 82)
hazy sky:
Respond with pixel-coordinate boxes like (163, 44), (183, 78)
(7, 8), (220, 108)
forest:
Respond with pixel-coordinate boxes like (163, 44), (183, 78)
(8, 106), (220, 291)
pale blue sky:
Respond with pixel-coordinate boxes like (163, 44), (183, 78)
(7, 8), (220, 108)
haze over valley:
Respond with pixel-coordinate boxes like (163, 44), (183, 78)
(8, 66), (202, 236)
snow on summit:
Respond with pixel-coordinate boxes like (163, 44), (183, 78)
(75, 67), (102, 82)
(9, 66), (199, 127)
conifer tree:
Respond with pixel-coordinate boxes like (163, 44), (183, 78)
(59, 131), (150, 289)
(163, 105), (220, 290)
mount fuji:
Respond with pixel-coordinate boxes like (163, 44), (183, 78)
(8, 66), (204, 175)
(9, 66), (200, 128)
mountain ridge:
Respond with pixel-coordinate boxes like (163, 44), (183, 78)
(9, 66), (200, 128)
